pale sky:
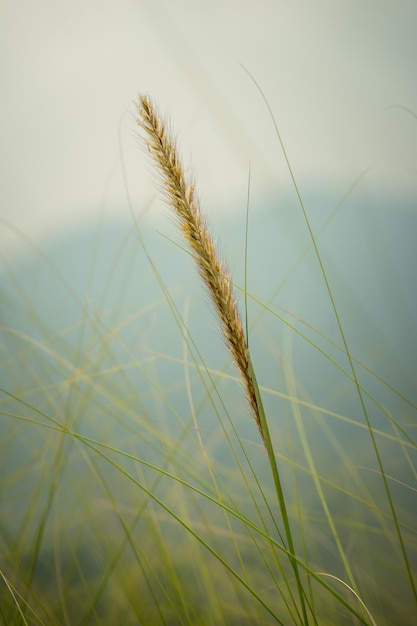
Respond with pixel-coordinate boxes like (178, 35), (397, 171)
(1, 0), (416, 257)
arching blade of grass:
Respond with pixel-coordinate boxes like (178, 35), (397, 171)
(242, 65), (417, 610)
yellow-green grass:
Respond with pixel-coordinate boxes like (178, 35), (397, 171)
(1, 92), (416, 625)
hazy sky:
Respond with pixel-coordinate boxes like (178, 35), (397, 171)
(1, 0), (416, 256)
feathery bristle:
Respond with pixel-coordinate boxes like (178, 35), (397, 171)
(135, 93), (264, 444)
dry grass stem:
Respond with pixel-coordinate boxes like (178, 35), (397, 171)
(135, 93), (264, 443)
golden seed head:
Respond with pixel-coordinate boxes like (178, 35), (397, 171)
(135, 93), (264, 443)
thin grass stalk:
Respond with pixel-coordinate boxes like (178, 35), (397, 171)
(135, 93), (309, 624)
(241, 66), (417, 610)
(121, 142), (303, 617)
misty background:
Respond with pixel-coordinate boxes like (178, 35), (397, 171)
(1, 2), (417, 621)
(2, 0), (417, 517)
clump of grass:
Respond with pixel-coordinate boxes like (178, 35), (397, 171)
(2, 90), (416, 626)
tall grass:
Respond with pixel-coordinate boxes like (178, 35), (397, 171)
(1, 91), (416, 625)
